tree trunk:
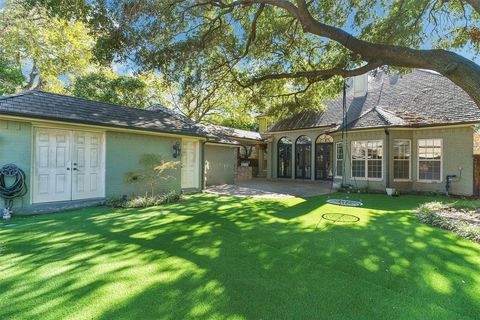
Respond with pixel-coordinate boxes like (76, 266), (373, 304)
(243, 0), (480, 107)
(292, 0), (480, 107)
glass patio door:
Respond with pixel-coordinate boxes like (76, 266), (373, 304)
(315, 143), (333, 180)
(295, 136), (312, 179)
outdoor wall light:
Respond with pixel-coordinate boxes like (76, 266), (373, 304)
(173, 142), (181, 158)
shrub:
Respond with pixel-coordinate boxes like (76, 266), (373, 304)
(415, 202), (480, 243)
(105, 197), (127, 208)
(124, 154), (180, 196)
(105, 190), (182, 208)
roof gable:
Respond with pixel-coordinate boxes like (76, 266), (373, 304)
(268, 69), (480, 132)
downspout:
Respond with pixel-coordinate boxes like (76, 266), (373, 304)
(384, 129), (390, 189)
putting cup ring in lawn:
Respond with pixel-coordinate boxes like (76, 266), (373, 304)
(322, 213), (360, 223)
(326, 199), (363, 207)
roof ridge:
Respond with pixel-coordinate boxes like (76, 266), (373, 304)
(0, 90), (36, 101)
(147, 103), (197, 126)
(346, 106), (376, 124)
(206, 123), (259, 134)
(29, 90), (163, 114)
(373, 106), (393, 125)
(415, 69), (442, 76)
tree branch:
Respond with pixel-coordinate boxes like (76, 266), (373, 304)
(244, 4), (265, 55)
(242, 60), (383, 86)
(465, 0), (480, 15)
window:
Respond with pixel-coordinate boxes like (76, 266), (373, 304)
(335, 142), (343, 177)
(351, 140), (383, 179)
(277, 137), (292, 178)
(393, 140), (411, 180)
(418, 139), (442, 181)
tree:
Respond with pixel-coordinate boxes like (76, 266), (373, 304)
(0, 0), (95, 93)
(125, 154), (179, 196)
(0, 59), (23, 95)
(165, 69), (257, 126)
(29, 0), (480, 114)
(69, 69), (169, 109)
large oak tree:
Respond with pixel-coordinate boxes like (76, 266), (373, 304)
(30, 0), (480, 116)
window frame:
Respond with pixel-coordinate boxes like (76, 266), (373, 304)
(393, 139), (412, 182)
(294, 135), (312, 179)
(277, 136), (292, 178)
(350, 140), (383, 181)
(334, 142), (343, 178)
(417, 138), (443, 183)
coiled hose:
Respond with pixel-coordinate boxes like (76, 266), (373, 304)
(0, 164), (27, 210)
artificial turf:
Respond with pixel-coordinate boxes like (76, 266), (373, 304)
(0, 193), (479, 319)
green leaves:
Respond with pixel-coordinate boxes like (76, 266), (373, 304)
(0, 59), (23, 95)
(69, 69), (169, 109)
(0, 0), (96, 93)
(17, 0), (480, 120)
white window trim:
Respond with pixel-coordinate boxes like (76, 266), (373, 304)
(334, 142), (343, 178)
(393, 139), (412, 182)
(417, 138), (443, 183)
(350, 140), (383, 181)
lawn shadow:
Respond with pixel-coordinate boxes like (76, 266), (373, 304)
(0, 193), (479, 319)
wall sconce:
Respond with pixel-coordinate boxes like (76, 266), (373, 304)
(173, 142), (181, 158)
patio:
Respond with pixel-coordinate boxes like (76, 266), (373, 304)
(204, 178), (333, 198)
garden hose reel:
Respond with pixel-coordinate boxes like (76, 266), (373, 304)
(0, 164), (28, 219)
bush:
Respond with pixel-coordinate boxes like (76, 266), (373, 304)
(415, 202), (480, 243)
(105, 190), (182, 208)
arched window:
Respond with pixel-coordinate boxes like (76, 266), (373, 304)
(316, 134), (333, 143)
(295, 135), (312, 179)
(277, 137), (292, 178)
(315, 134), (334, 180)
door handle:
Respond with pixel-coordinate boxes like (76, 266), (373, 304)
(73, 168), (78, 171)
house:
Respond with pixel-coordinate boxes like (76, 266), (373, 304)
(0, 90), (261, 214)
(263, 69), (480, 196)
(1, 68), (479, 215)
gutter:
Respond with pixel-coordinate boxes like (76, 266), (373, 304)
(0, 111), (206, 139)
(330, 121), (480, 134)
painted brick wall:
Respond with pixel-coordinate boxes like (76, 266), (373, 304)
(268, 125), (476, 195)
(204, 145), (236, 186)
(410, 127), (474, 195)
(105, 131), (181, 198)
(330, 130), (386, 191)
(0, 120), (32, 209)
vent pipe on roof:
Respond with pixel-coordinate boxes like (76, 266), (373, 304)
(352, 73), (368, 97)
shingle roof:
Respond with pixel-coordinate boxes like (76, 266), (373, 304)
(147, 104), (264, 144)
(198, 124), (263, 144)
(268, 69), (480, 132)
(0, 90), (205, 136)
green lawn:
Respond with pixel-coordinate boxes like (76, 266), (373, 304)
(0, 193), (479, 320)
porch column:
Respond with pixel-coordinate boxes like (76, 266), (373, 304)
(266, 141), (272, 179)
(311, 139), (316, 181)
(291, 139), (296, 180)
(257, 144), (264, 176)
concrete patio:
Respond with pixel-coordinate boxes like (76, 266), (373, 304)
(204, 178), (333, 198)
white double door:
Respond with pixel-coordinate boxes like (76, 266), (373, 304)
(33, 128), (105, 203)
